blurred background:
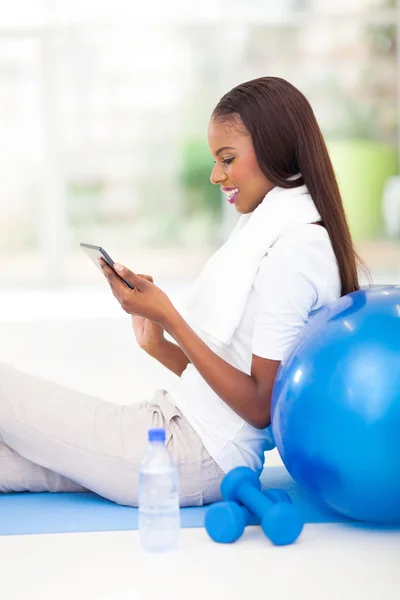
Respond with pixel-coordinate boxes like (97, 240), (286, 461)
(0, 0), (398, 483)
(0, 0), (398, 339)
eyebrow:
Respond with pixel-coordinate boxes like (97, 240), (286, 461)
(215, 146), (236, 157)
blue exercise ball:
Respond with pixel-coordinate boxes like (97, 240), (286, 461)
(271, 285), (400, 524)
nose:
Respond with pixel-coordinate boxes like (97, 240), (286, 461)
(210, 163), (227, 185)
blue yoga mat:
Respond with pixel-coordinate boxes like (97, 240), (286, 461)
(0, 466), (349, 536)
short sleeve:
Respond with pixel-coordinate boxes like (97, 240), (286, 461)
(251, 231), (329, 361)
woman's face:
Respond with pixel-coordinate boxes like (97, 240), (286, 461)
(208, 117), (274, 214)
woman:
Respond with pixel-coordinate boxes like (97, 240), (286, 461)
(0, 77), (362, 507)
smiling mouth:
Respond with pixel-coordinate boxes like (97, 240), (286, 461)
(225, 188), (239, 203)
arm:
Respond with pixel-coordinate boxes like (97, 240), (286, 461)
(101, 265), (277, 425)
(147, 338), (191, 378)
(101, 235), (320, 429)
(129, 273), (191, 378)
(162, 234), (323, 429)
(164, 311), (280, 429)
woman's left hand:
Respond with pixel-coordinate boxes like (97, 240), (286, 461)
(99, 259), (178, 330)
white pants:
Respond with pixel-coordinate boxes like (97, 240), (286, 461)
(0, 363), (224, 507)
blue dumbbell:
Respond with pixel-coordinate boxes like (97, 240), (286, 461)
(205, 501), (252, 543)
(205, 488), (293, 544)
(220, 467), (304, 545)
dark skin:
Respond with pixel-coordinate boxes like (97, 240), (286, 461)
(99, 259), (280, 429)
(99, 116), (281, 430)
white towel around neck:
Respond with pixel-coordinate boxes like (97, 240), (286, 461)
(181, 183), (321, 348)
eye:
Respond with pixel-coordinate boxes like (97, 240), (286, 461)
(213, 157), (234, 165)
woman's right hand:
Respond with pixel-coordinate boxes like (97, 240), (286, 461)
(130, 274), (165, 353)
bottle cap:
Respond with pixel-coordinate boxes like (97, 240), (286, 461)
(148, 428), (166, 443)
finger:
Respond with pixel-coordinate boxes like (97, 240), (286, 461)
(98, 264), (130, 312)
(98, 259), (121, 281)
(137, 274), (154, 283)
(98, 261), (125, 293)
(98, 259), (117, 280)
(114, 264), (149, 292)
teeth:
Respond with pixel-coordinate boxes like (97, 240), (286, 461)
(226, 188), (239, 200)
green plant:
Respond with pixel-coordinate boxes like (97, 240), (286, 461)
(179, 137), (222, 219)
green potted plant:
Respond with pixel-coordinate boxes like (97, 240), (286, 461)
(327, 100), (397, 241)
(178, 136), (222, 244)
(179, 137), (222, 218)
(325, 3), (398, 241)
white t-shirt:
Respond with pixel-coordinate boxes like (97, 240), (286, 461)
(167, 224), (341, 475)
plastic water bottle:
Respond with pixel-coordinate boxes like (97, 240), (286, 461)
(138, 428), (180, 552)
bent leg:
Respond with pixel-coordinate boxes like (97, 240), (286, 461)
(0, 363), (225, 507)
(0, 363), (156, 505)
(0, 442), (86, 493)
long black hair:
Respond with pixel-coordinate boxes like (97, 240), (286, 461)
(212, 76), (367, 295)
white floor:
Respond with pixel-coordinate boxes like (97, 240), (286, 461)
(0, 284), (399, 600)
